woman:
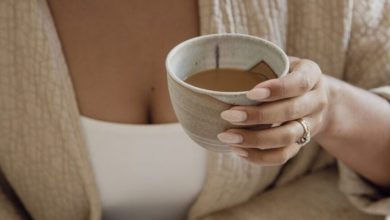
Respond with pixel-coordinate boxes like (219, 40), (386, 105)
(0, 0), (389, 219)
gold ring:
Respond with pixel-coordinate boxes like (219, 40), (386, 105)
(296, 118), (310, 146)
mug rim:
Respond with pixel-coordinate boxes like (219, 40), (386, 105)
(166, 33), (289, 96)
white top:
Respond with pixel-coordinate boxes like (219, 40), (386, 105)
(80, 116), (208, 220)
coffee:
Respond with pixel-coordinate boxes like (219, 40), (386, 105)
(184, 62), (277, 92)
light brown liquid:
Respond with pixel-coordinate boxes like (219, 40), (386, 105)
(185, 67), (276, 92)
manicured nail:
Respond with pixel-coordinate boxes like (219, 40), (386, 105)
(220, 110), (247, 123)
(230, 147), (248, 157)
(217, 132), (243, 144)
(247, 88), (271, 100)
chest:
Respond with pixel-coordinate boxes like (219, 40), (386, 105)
(49, 0), (199, 123)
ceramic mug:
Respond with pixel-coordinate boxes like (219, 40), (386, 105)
(166, 34), (289, 152)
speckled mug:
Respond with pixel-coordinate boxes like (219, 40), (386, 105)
(166, 34), (289, 152)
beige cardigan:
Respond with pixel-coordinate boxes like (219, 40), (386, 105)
(0, 0), (389, 219)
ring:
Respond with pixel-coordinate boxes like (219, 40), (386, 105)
(296, 118), (311, 146)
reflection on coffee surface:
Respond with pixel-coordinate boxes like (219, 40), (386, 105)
(184, 62), (277, 92)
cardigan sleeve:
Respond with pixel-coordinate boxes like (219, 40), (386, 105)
(200, 166), (382, 220)
(338, 160), (390, 217)
(338, 0), (390, 216)
(341, 0), (390, 91)
(337, 86), (390, 217)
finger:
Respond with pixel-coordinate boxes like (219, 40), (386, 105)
(221, 120), (307, 149)
(221, 89), (326, 125)
(231, 144), (301, 166)
(288, 56), (301, 70)
(246, 59), (322, 102)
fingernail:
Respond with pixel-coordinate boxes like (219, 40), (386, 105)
(221, 110), (247, 123)
(247, 88), (270, 100)
(230, 147), (248, 157)
(217, 132), (243, 144)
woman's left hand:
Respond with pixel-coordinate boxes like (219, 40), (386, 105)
(218, 57), (330, 165)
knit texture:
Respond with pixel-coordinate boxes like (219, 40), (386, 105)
(0, 0), (389, 219)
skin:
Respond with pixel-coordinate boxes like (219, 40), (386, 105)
(49, 1), (390, 188)
(218, 57), (390, 188)
(48, 0), (198, 123)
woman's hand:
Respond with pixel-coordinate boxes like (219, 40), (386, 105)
(217, 57), (330, 165)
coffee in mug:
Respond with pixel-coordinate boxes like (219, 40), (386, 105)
(184, 62), (277, 92)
